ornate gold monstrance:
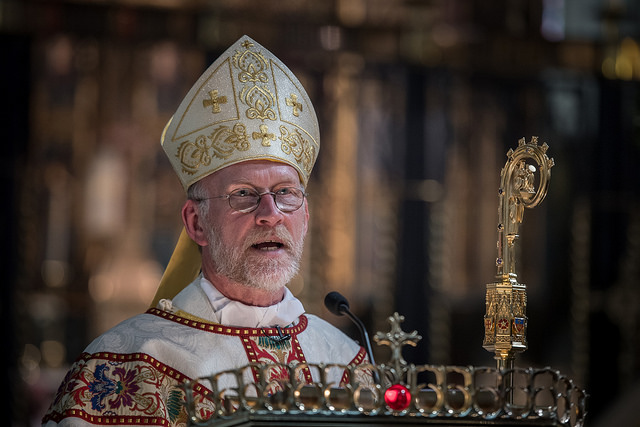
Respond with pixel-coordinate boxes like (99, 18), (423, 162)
(483, 137), (554, 369)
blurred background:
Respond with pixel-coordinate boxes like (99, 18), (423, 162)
(1, 0), (639, 425)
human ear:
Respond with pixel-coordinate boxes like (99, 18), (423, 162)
(182, 200), (209, 247)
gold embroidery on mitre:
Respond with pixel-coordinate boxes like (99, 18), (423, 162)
(235, 41), (268, 83)
(202, 89), (228, 113)
(279, 125), (315, 175)
(253, 124), (276, 147)
(240, 84), (277, 121)
(177, 123), (249, 175)
(233, 41), (277, 121)
(285, 93), (303, 117)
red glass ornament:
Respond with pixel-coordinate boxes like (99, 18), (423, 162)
(384, 384), (411, 411)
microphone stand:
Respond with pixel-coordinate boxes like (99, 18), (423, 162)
(324, 291), (379, 384)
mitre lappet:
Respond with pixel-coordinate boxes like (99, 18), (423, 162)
(151, 35), (321, 306)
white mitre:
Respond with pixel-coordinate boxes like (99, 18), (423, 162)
(161, 35), (320, 190)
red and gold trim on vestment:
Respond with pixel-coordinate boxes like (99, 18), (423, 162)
(146, 307), (308, 337)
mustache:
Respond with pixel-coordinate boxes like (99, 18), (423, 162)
(243, 225), (294, 249)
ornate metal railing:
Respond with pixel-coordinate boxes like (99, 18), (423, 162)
(182, 313), (586, 426)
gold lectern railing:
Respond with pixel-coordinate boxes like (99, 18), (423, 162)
(182, 312), (586, 426)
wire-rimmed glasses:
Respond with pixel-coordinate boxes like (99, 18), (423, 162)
(194, 187), (307, 213)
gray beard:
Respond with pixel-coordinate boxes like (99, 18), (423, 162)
(205, 221), (304, 293)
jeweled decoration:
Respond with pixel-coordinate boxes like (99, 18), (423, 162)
(384, 384), (411, 411)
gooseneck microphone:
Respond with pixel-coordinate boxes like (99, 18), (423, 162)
(324, 291), (376, 367)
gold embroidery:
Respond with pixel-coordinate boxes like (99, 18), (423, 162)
(285, 93), (303, 117)
(279, 125), (315, 174)
(233, 40), (277, 121)
(176, 124), (249, 175)
(202, 89), (227, 113)
(233, 42), (268, 84)
(252, 124), (275, 147)
(240, 84), (277, 121)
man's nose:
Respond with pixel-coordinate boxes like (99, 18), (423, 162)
(254, 192), (284, 225)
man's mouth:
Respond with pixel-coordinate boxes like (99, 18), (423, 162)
(251, 241), (285, 251)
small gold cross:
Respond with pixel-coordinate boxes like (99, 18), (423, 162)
(374, 312), (422, 375)
(252, 124), (275, 147)
(203, 90), (227, 113)
(285, 93), (303, 117)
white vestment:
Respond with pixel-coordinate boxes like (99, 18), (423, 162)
(42, 278), (367, 426)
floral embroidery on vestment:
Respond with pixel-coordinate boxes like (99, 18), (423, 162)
(42, 352), (214, 426)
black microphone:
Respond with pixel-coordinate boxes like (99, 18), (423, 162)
(324, 291), (376, 367)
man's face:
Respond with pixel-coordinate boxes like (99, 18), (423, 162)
(197, 160), (309, 293)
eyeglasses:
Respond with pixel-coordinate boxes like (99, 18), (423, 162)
(194, 187), (307, 213)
